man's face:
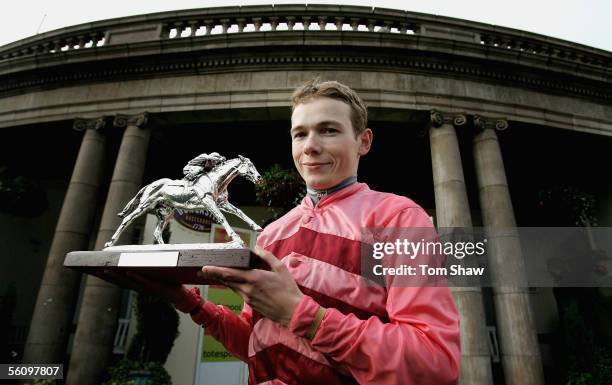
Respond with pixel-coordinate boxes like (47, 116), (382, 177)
(291, 97), (372, 190)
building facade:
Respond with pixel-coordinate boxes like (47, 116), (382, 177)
(1, 4), (611, 385)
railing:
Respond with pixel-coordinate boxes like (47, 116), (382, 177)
(0, 4), (609, 69)
(113, 289), (135, 355)
(1, 31), (106, 57)
(113, 317), (130, 354)
(160, 14), (418, 38)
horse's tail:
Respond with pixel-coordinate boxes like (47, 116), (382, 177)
(118, 185), (147, 218)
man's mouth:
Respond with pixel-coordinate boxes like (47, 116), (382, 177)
(303, 162), (330, 169)
(303, 162), (330, 166)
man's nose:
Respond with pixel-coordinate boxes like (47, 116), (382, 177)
(303, 132), (321, 154)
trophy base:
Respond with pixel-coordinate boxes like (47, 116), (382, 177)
(64, 243), (257, 285)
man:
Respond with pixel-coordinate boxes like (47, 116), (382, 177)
(123, 80), (460, 384)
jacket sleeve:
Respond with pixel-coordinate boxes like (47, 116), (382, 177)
(176, 286), (253, 362)
(173, 230), (273, 362)
(287, 207), (461, 385)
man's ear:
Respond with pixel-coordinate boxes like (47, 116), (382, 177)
(358, 128), (373, 156)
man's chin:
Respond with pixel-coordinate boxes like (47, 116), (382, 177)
(306, 178), (336, 190)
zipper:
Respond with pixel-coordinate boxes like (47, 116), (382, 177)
(308, 176), (358, 208)
(314, 191), (327, 208)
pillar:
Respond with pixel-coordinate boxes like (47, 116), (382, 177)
(23, 117), (107, 364)
(472, 115), (544, 385)
(429, 110), (494, 385)
(66, 112), (150, 385)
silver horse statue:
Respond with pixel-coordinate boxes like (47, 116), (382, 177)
(104, 153), (263, 248)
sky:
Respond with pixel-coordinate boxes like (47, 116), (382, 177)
(0, 0), (610, 51)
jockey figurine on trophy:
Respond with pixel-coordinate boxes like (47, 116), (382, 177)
(183, 152), (226, 181)
(104, 153), (263, 248)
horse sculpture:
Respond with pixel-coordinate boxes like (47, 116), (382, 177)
(104, 153), (263, 248)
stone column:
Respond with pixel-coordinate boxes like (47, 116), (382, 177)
(472, 116), (544, 385)
(429, 111), (494, 385)
(23, 117), (107, 365)
(66, 113), (150, 385)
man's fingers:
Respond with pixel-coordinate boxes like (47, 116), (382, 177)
(252, 246), (281, 271)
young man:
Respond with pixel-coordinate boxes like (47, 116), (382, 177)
(126, 80), (460, 384)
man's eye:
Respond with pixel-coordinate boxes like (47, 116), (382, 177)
(293, 132), (305, 138)
(322, 127), (337, 133)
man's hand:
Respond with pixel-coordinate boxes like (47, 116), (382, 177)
(199, 246), (303, 326)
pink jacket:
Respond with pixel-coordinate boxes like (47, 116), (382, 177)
(180, 183), (460, 385)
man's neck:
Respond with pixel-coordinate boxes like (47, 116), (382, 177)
(307, 176), (357, 205)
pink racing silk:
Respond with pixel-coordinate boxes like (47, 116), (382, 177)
(186, 183), (461, 385)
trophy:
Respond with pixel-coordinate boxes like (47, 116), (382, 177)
(64, 152), (264, 284)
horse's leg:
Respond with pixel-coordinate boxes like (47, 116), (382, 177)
(160, 209), (175, 240)
(107, 181), (177, 248)
(202, 196), (245, 246)
(153, 207), (175, 244)
(105, 205), (148, 247)
(153, 205), (170, 244)
(105, 221), (127, 248)
(218, 200), (263, 232)
(153, 211), (163, 244)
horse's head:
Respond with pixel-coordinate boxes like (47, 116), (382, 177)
(237, 155), (262, 185)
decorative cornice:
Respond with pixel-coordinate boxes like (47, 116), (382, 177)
(73, 116), (106, 131)
(1, 52), (609, 102)
(113, 112), (148, 128)
(429, 110), (467, 128)
(429, 110), (444, 128)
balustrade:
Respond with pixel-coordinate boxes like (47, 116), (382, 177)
(0, 5), (608, 70)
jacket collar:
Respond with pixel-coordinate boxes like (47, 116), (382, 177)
(306, 176), (358, 205)
(301, 182), (368, 209)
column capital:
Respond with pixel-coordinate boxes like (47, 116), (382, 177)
(73, 116), (105, 131)
(113, 112), (148, 129)
(429, 109), (467, 128)
(473, 114), (509, 132)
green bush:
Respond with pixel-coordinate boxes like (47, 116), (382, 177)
(103, 360), (171, 385)
(255, 164), (305, 214)
(23, 379), (56, 385)
(559, 298), (612, 385)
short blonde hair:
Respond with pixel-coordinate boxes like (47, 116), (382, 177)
(291, 79), (368, 136)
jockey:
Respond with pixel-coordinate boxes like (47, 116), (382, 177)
(182, 152), (227, 181)
(118, 80), (461, 385)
